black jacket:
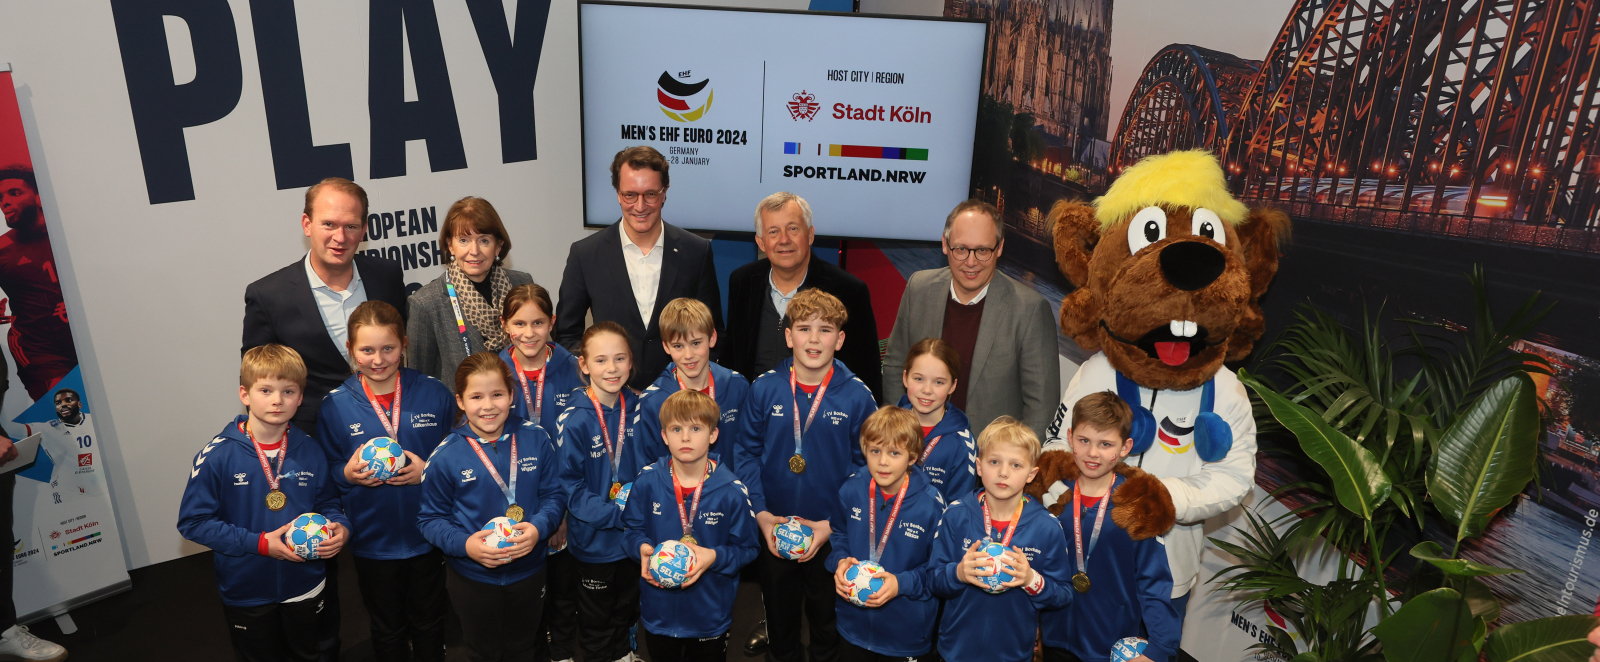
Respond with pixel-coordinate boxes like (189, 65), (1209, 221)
(724, 257), (882, 401)
(242, 254), (409, 430)
(555, 222), (723, 391)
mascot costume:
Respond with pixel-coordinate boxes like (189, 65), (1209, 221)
(1028, 149), (1288, 621)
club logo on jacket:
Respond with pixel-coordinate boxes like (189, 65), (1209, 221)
(824, 410), (849, 425)
(902, 522), (924, 539)
(460, 469), (476, 483)
(411, 413), (438, 428)
(652, 502), (662, 515)
(771, 405), (784, 417)
(721, 409), (738, 424)
(233, 472), (249, 486)
(519, 457), (539, 473)
(703, 511), (723, 526)
(348, 423), (363, 436)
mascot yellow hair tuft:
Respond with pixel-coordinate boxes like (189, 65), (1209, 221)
(1093, 149), (1248, 231)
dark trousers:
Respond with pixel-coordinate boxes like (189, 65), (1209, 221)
(318, 558), (341, 662)
(0, 473), (14, 633)
(755, 542), (838, 662)
(642, 630), (729, 662)
(447, 564), (547, 662)
(1041, 648), (1084, 662)
(536, 550), (580, 662)
(575, 558), (641, 662)
(353, 550), (448, 662)
(222, 596), (326, 662)
(839, 638), (933, 662)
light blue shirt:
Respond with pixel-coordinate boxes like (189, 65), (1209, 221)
(304, 253), (367, 352)
(768, 267), (807, 317)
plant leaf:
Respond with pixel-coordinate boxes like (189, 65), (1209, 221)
(1243, 370), (1393, 520)
(1373, 588), (1475, 662)
(1486, 615), (1600, 662)
(1409, 542), (1525, 577)
(1428, 373), (1541, 541)
(1462, 577), (1501, 624)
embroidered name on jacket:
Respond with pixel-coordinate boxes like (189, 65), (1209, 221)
(411, 413), (438, 428)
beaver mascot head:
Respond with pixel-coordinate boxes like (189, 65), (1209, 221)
(1050, 149), (1288, 392)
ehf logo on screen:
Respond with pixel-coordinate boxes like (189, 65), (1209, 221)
(657, 71), (713, 122)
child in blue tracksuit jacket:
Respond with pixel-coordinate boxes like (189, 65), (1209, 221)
(826, 406), (947, 660)
(1040, 393), (1180, 662)
(558, 322), (643, 662)
(631, 298), (751, 480)
(417, 353), (565, 661)
(897, 338), (978, 502)
(315, 300), (457, 662)
(178, 345), (351, 662)
(929, 417), (1073, 662)
(496, 282), (583, 439)
(734, 290), (878, 662)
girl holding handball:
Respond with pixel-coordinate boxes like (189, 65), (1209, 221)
(897, 338), (976, 501)
(558, 322), (644, 662)
(828, 406), (948, 661)
(417, 353), (565, 661)
(315, 301), (457, 662)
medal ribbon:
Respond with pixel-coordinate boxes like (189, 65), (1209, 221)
(867, 477), (908, 564)
(587, 388), (627, 477)
(243, 422), (285, 494)
(671, 460), (713, 541)
(979, 490), (1025, 548)
(512, 346), (550, 422)
(675, 366), (715, 399)
(788, 365), (833, 463)
(1072, 480), (1110, 578)
(464, 432), (518, 511)
(918, 435), (943, 466)
(360, 375), (403, 440)
(443, 282), (476, 357)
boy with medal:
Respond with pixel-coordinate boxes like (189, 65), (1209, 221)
(178, 345), (351, 662)
(1040, 392), (1179, 662)
(828, 407), (947, 661)
(632, 298), (752, 478)
(624, 390), (760, 661)
(927, 417), (1073, 662)
(734, 289), (877, 662)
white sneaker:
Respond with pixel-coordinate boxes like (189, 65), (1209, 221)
(610, 654), (636, 662)
(0, 625), (67, 662)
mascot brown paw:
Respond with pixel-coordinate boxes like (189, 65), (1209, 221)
(1024, 450), (1176, 539)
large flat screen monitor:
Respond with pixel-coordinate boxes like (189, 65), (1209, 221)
(579, 1), (986, 241)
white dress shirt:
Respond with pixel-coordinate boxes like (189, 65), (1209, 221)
(768, 267), (807, 316)
(949, 279), (991, 305)
(620, 223), (665, 326)
(304, 253), (367, 351)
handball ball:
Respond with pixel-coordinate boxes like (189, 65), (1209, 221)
(844, 561), (886, 607)
(611, 482), (633, 510)
(980, 541), (1014, 594)
(285, 513), (331, 560)
(358, 437), (406, 480)
(1110, 637), (1148, 662)
(482, 517), (524, 549)
(649, 539), (698, 589)
(774, 519), (814, 560)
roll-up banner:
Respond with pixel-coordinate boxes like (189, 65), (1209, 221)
(0, 69), (130, 622)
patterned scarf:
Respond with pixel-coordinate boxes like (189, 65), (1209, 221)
(447, 262), (512, 352)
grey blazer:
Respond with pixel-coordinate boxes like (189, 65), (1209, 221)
(882, 268), (1060, 438)
(406, 268), (535, 390)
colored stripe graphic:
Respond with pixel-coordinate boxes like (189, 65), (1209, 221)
(657, 89), (690, 111)
(784, 142), (801, 154)
(68, 532), (101, 546)
(827, 145), (928, 160)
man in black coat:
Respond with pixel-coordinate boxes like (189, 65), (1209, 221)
(242, 177), (409, 432)
(556, 146), (722, 391)
(724, 192), (882, 400)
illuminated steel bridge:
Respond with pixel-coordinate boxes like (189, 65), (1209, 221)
(1111, 0), (1600, 253)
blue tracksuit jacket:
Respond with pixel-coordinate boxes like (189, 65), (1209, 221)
(621, 456), (760, 638)
(315, 369), (455, 559)
(498, 344), (583, 441)
(896, 396), (976, 502)
(557, 388), (638, 563)
(1041, 474), (1182, 662)
(734, 358), (876, 521)
(930, 495), (1074, 662)
(417, 416), (564, 584)
(631, 361), (750, 479)
(177, 416), (351, 607)
(825, 466), (947, 657)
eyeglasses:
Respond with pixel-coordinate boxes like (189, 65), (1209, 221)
(948, 244), (998, 262)
(619, 190), (664, 205)
(453, 235), (498, 250)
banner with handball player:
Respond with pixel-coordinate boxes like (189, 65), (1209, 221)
(0, 69), (130, 622)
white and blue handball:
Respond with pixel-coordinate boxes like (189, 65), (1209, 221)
(649, 539), (698, 589)
(774, 519), (814, 560)
(1110, 637), (1148, 662)
(358, 437), (406, 480)
(980, 541), (1014, 594)
(482, 517), (523, 549)
(285, 513), (332, 560)
(844, 561), (886, 607)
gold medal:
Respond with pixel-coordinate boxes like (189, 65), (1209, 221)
(682, 535), (698, 546)
(609, 482), (622, 500)
(506, 504), (525, 522)
(1072, 572), (1091, 593)
(789, 454), (806, 473)
(265, 489), (287, 511)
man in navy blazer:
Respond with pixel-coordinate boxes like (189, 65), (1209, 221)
(556, 146), (722, 391)
(242, 178), (409, 434)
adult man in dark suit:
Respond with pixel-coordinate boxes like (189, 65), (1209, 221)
(724, 192), (881, 399)
(556, 146), (722, 391)
(240, 177), (408, 662)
